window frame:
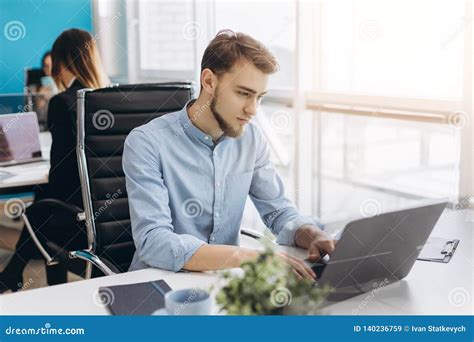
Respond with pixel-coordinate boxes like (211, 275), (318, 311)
(123, 0), (473, 210)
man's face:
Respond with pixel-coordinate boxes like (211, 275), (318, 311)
(210, 59), (269, 138)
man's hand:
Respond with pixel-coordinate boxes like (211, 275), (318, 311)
(275, 251), (316, 280)
(184, 244), (316, 280)
(294, 225), (337, 262)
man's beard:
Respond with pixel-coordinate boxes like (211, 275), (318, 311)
(210, 93), (243, 138)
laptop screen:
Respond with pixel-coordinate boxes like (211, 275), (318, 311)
(0, 112), (42, 165)
(0, 93), (51, 132)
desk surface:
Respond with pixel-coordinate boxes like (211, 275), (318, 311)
(0, 210), (472, 315)
(0, 132), (50, 191)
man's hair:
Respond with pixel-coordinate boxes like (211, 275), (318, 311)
(201, 30), (279, 78)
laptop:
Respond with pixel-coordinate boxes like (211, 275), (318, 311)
(311, 201), (447, 301)
(0, 112), (45, 167)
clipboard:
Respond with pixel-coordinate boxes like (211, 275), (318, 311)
(417, 237), (460, 263)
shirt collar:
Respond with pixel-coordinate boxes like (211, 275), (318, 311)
(66, 76), (77, 89)
(179, 99), (227, 148)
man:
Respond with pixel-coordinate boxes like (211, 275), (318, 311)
(123, 30), (336, 280)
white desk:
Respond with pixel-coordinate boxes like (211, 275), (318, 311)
(0, 210), (472, 315)
(0, 132), (50, 193)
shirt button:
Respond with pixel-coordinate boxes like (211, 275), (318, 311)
(213, 151), (218, 157)
(215, 212), (220, 218)
(210, 236), (215, 242)
(216, 181), (221, 187)
(204, 136), (209, 140)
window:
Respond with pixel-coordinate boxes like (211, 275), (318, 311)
(319, 0), (465, 99)
(116, 0), (472, 226)
(133, 0), (196, 81)
(214, 1), (296, 89)
(314, 111), (460, 221)
(302, 0), (470, 221)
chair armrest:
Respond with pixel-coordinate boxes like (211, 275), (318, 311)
(22, 212), (58, 266)
(69, 250), (118, 276)
(26, 198), (83, 216)
(241, 228), (276, 244)
(22, 199), (84, 266)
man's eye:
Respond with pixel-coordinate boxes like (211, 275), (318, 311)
(238, 91), (249, 97)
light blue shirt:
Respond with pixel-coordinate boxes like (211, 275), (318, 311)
(123, 101), (319, 272)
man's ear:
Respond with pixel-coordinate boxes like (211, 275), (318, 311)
(201, 68), (217, 95)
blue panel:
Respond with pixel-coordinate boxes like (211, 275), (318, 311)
(0, 316), (472, 342)
(0, 0), (92, 94)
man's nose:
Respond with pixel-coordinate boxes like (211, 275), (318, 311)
(244, 99), (258, 117)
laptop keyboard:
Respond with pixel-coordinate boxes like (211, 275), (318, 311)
(311, 263), (327, 279)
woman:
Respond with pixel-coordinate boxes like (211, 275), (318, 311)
(0, 29), (109, 293)
(35, 51), (58, 130)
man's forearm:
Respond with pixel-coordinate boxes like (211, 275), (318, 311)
(183, 244), (259, 271)
(294, 224), (328, 249)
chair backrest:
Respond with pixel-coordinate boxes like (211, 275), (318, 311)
(77, 82), (194, 273)
(25, 67), (44, 89)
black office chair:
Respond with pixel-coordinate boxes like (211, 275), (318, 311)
(22, 198), (87, 283)
(24, 67), (51, 131)
(22, 82), (194, 280)
(24, 68), (44, 90)
(23, 82), (265, 280)
(74, 82), (200, 277)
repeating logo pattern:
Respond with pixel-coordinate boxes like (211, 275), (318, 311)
(4, 21), (26, 41)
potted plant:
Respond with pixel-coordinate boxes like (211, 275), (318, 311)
(215, 242), (332, 315)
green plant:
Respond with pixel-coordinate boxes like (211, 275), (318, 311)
(216, 243), (332, 315)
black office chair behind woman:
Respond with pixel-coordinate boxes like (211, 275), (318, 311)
(0, 28), (109, 293)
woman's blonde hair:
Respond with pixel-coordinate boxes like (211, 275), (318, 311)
(51, 28), (109, 91)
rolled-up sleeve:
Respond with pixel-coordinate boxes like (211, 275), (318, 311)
(249, 127), (322, 246)
(123, 130), (205, 271)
